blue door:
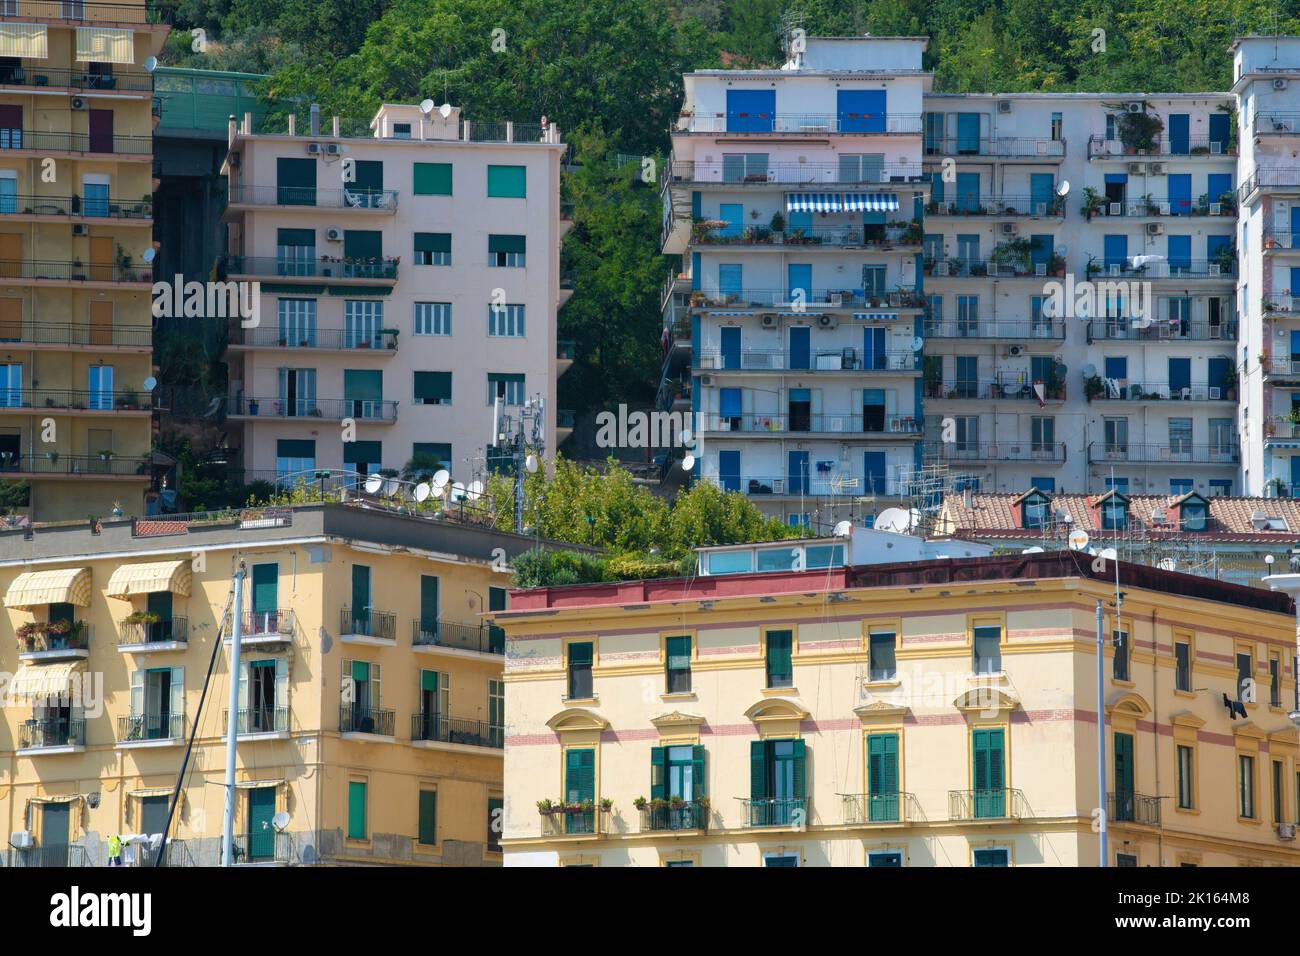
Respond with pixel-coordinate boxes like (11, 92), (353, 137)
(837, 90), (886, 133)
(788, 326), (810, 370)
(719, 203), (743, 237)
(1292, 456), (1300, 497)
(1209, 113), (1230, 153)
(864, 326), (886, 370)
(718, 450), (741, 493)
(1030, 234), (1053, 268)
(864, 452), (886, 494)
(718, 263), (742, 299)
(1292, 208), (1300, 246)
(1292, 268), (1300, 305)
(787, 263), (812, 302)
(726, 89), (774, 133)
(1168, 357), (1191, 393)
(1207, 173), (1233, 209)
(1030, 174), (1054, 214)
(1207, 357), (1231, 394)
(1168, 235), (1191, 272)
(720, 326), (741, 370)
(1168, 174), (1192, 216)
(955, 172), (980, 213)
(719, 387), (742, 427)
(1104, 234), (1127, 269)
(1291, 330), (1300, 363)
(956, 113), (981, 154)
(1168, 114), (1190, 154)
(787, 451), (809, 495)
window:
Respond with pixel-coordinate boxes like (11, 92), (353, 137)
(344, 299), (383, 349)
(487, 797), (503, 852)
(1180, 499), (1207, 530)
(566, 642), (593, 700)
(413, 162), (452, 196)
(765, 629), (793, 689)
(971, 728), (1006, 818)
(1270, 655), (1281, 707)
(487, 373), (524, 406)
(1168, 418), (1192, 455)
(1177, 745), (1194, 809)
(1209, 479), (1232, 496)
(127, 666), (183, 740)
(1030, 477), (1056, 493)
(1239, 754), (1256, 819)
(749, 738), (806, 826)
(1022, 494), (1048, 529)
(869, 629), (896, 681)
(972, 848), (1009, 867)
(868, 851), (903, 867)
(1102, 499), (1128, 530)
(764, 853), (800, 867)
(1116, 853), (1138, 867)
(414, 233), (451, 266)
(489, 680), (504, 748)
(665, 635), (692, 694)
(1030, 417), (1054, 455)
(488, 235), (526, 267)
(722, 153), (768, 182)
(488, 303), (525, 337)
(1273, 760), (1285, 823)
(413, 371), (452, 406)
(347, 781), (367, 840)
(275, 439), (315, 485)
(1175, 640), (1191, 692)
(278, 298), (317, 347)
(1169, 478), (1193, 497)
(866, 733), (900, 822)
(1237, 650), (1254, 702)
(665, 859), (694, 867)
(487, 164), (527, 198)
(392, 123), (411, 139)
(972, 624), (1001, 674)
(563, 748), (596, 834)
(1113, 629), (1129, 681)
(650, 744), (704, 806)
(414, 302), (451, 336)
(418, 789), (437, 846)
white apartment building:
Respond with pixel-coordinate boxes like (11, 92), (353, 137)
(222, 104), (571, 488)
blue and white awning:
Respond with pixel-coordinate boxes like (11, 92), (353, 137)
(854, 312), (898, 321)
(842, 193), (899, 212)
(786, 193), (843, 213)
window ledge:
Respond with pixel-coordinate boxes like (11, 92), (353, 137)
(864, 678), (902, 690)
(562, 697), (600, 707)
(762, 685), (797, 696)
(1111, 678), (1136, 689)
(1237, 816), (1262, 826)
(1173, 689), (1196, 699)
(660, 692), (697, 702)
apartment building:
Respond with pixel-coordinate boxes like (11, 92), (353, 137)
(0, 501), (568, 867)
(222, 104), (571, 488)
(495, 544), (1300, 867)
(0, 1), (170, 520)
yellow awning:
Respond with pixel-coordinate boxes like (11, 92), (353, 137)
(106, 560), (192, 599)
(75, 27), (134, 64)
(4, 567), (91, 610)
(0, 24), (48, 60)
(8, 661), (89, 699)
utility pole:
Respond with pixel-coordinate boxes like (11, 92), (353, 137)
(222, 562), (246, 866)
(493, 394), (545, 536)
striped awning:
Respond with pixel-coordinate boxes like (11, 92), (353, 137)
(9, 660), (88, 699)
(854, 312), (898, 321)
(787, 193), (843, 212)
(843, 193), (899, 212)
(106, 560), (192, 600)
(4, 567), (92, 610)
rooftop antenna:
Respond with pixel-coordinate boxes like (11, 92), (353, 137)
(491, 391), (547, 535)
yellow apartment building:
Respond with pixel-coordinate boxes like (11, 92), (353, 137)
(494, 542), (1300, 866)
(0, 1), (169, 520)
(0, 500), (569, 866)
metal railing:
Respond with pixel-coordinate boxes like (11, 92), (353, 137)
(740, 797), (807, 827)
(227, 396), (398, 422)
(691, 224), (920, 248)
(925, 136), (1066, 158)
(699, 412), (921, 434)
(1091, 198), (1235, 218)
(1088, 382), (1235, 402)
(666, 160), (925, 185)
(678, 113), (923, 134)
(1241, 167), (1300, 197)
(948, 788), (1027, 820)
(340, 606), (396, 640)
(236, 608), (295, 639)
(16, 623), (90, 654)
(1264, 230), (1300, 250)
(1108, 791), (1162, 826)
(7, 845), (83, 867)
(539, 807), (609, 837)
(117, 713), (185, 742)
(1085, 259), (1236, 279)
(925, 379), (1067, 402)
(231, 831), (293, 865)
(224, 707), (289, 735)
(690, 289), (924, 309)
(117, 616), (188, 645)
(1254, 111), (1300, 134)
(0, 388), (153, 411)
(0, 321), (152, 347)
(704, 474), (901, 497)
(232, 326), (399, 351)
(0, 1), (175, 23)
(0, 130), (153, 155)
(638, 801), (709, 831)
(339, 704), (395, 736)
(924, 258), (1064, 279)
(222, 255), (399, 281)
(1086, 320), (1236, 342)
(926, 196), (1065, 217)
(697, 348), (920, 372)
(841, 792), (920, 825)
(18, 717), (86, 750)
(924, 441), (1068, 463)
(0, 259), (152, 282)
(0, 453), (151, 477)
(129, 840), (193, 867)
(0, 194), (153, 219)
(410, 713), (503, 749)
(0, 66), (153, 93)
(1271, 358), (1300, 379)
(227, 185), (399, 210)
(923, 320), (1065, 340)
(1086, 134), (1234, 158)
(1087, 442), (1238, 464)
(412, 619), (504, 655)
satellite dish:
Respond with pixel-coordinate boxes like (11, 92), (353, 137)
(467, 480), (484, 501)
(833, 520), (853, 537)
(1081, 364), (1096, 378)
(144, 56), (158, 73)
(143, 376), (158, 391)
(679, 428), (693, 446)
(874, 507), (912, 533)
(1023, 546), (1045, 553)
(364, 473), (383, 494)
(911, 336), (924, 351)
(419, 98), (435, 115)
(1157, 557), (1178, 572)
(438, 103), (453, 119)
(525, 453), (538, 474)
(1099, 547), (1118, 562)
(431, 469), (450, 495)
(382, 477), (400, 496)
(142, 248), (156, 263)
(271, 811), (291, 832)
(414, 483), (431, 502)
(681, 453), (696, 471)
(1068, 529), (1091, 551)
(449, 481), (467, 502)
(1056, 180), (1070, 197)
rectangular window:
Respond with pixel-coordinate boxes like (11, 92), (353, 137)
(749, 738), (806, 826)
(487, 164), (527, 198)
(869, 629), (896, 681)
(1116, 853), (1137, 867)
(418, 789), (437, 846)
(489, 680), (504, 748)
(1177, 745), (1194, 809)
(413, 301), (451, 337)
(413, 162), (452, 196)
(972, 624), (1001, 674)
(1113, 629), (1129, 681)
(488, 303), (525, 337)
(665, 635), (692, 694)
(972, 848), (1009, 867)
(413, 371), (452, 406)
(1273, 760), (1284, 823)
(487, 796), (503, 852)
(567, 642), (593, 700)
(765, 630), (793, 689)
(1239, 754), (1256, 818)
(866, 732), (900, 822)
(487, 372), (525, 406)
(1175, 640), (1191, 691)
(1238, 651), (1254, 702)
(347, 781), (367, 840)
(275, 440), (315, 485)
(277, 298), (317, 347)
(563, 748), (596, 834)
(971, 728), (1006, 818)
(488, 234), (526, 267)
(414, 232), (451, 266)
(412, 442), (452, 474)
(344, 299), (383, 349)
(1271, 655), (1281, 707)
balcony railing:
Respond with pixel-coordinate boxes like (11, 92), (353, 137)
(340, 606), (396, 640)
(925, 379), (1067, 402)
(0, 130), (153, 155)
(1254, 111), (1300, 134)
(236, 608), (295, 640)
(539, 806), (610, 837)
(19, 716), (86, 750)
(698, 349), (920, 372)
(667, 160), (925, 185)
(231, 831), (293, 865)
(638, 800), (709, 831)
(678, 113), (923, 134)
(117, 713), (185, 742)
(1, 1), (176, 24)
(412, 618), (504, 655)
(923, 320), (1065, 340)
(222, 255), (399, 281)
(948, 788), (1027, 820)
(1264, 230), (1300, 250)
(410, 713), (503, 749)
(227, 396), (398, 422)
(1092, 198), (1235, 218)
(232, 326), (399, 351)
(740, 797), (807, 827)
(0, 453), (151, 477)
(339, 704), (395, 736)
(224, 706), (290, 735)
(692, 223), (920, 249)
(1087, 442), (1238, 464)
(1086, 134), (1234, 158)
(1085, 259), (1235, 279)
(129, 840), (193, 868)
(227, 185), (399, 211)
(924, 441), (1068, 463)
(7, 845), (85, 867)
(118, 616), (188, 646)
(0, 194), (153, 219)
(1086, 320), (1237, 342)
(705, 474), (900, 497)
(1108, 791), (1162, 826)
(925, 137), (1065, 158)
(0, 322), (152, 347)
(0, 259), (152, 282)
(0, 388), (153, 412)
(924, 257), (1065, 279)
(925, 195), (1065, 217)
(1271, 358), (1300, 380)
(1088, 382), (1235, 402)
(1265, 297), (1300, 314)
(690, 289), (925, 310)
(0, 64), (153, 92)
(16, 622), (90, 656)
(841, 792), (920, 825)
(699, 412), (921, 435)
(1241, 167), (1300, 197)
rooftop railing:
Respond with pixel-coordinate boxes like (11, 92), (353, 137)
(678, 113), (922, 135)
(925, 136), (1065, 158)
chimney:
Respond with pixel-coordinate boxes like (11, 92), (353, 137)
(333, 115), (340, 137)
(963, 486), (973, 510)
(309, 103), (321, 136)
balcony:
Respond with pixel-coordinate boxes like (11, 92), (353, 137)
(1088, 382), (1235, 403)
(699, 412), (921, 436)
(221, 255), (399, 284)
(0, 194), (153, 221)
(1265, 230), (1300, 252)
(226, 185), (399, 212)
(224, 706), (290, 737)
(1108, 791), (1162, 826)
(705, 474), (900, 498)
(1087, 442), (1238, 465)
(231, 831), (293, 866)
(691, 222), (921, 250)
(117, 713), (185, 745)
(1254, 111), (1300, 135)
(925, 195), (1065, 218)
(1265, 297), (1300, 316)
(16, 621), (90, 661)
(0, 130), (153, 157)
(1085, 319), (1236, 343)
(0, 259), (152, 284)
(410, 713), (503, 749)
(231, 608), (295, 645)
(230, 326), (399, 352)
(676, 112), (923, 135)
(0, 321), (152, 350)
(1240, 167), (1300, 199)
(841, 792), (921, 825)
(1084, 259), (1235, 280)
(740, 797), (806, 828)
(689, 288), (925, 311)
(227, 396), (398, 423)
(925, 137), (1065, 159)
(412, 618), (504, 655)
(924, 441), (1067, 464)
(1090, 197), (1235, 218)
(339, 606), (396, 643)
(948, 788), (1027, 821)
(925, 379), (1067, 402)
(538, 804), (611, 838)
(0, 389), (153, 415)
(1086, 134), (1234, 159)
(0, 453), (151, 480)
(339, 704), (395, 738)
(0, 64), (154, 94)
(638, 800), (710, 832)
(924, 257), (1065, 279)
(1, 1), (177, 25)
(923, 319), (1065, 340)
(118, 615), (188, 651)
(18, 716), (86, 753)
(666, 160), (926, 186)
(7, 845), (87, 867)
(698, 349), (920, 373)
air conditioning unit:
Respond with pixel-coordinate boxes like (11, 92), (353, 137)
(1127, 102), (1145, 114)
(760, 313), (778, 329)
(817, 314), (839, 329)
(1147, 222), (1164, 236)
(1209, 202), (1222, 216)
(1279, 822), (1297, 840)
(699, 354), (717, 369)
(700, 375), (712, 387)
(1001, 222), (1017, 235)
(829, 292), (844, 306)
(934, 261), (950, 277)
(1209, 386), (1221, 399)
(1208, 263), (1221, 275)
(306, 142), (323, 155)
(325, 226), (343, 242)
(1007, 345), (1024, 357)
(998, 101), (1013, 114)
(1149, 163), (1165, 175)
(1128, 163), (1144, 175)
(71, 97), (87, 110)
(1159, 202), (1171, 215)
(1210, 141), (1223, 154)
(325, 143), (342, 156)
(72, 223), (88, 236)
(1108, 202), (1122, 216)
(1274, 78), (1290, 92)
(9, 831), (32, 849)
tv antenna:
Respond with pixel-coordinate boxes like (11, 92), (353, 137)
(491, 391), (547, 535)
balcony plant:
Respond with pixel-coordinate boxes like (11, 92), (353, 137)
(1115, 108), (1163, 153)
(16, 621), (44, 649)
(769, 211), (785, 234)
(1085, 374), (1104, 402)
(97, 449), (114, 461)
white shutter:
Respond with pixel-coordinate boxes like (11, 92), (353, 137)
(371, 662), (381, 707)
(439, 672), (450, 719)
(130, 668), (144, 717)
(238, 660), (249, 711)
(275, 658), (288, 710)
(810, 388), (822, 416)
(170, 667), (184, 732)
(886, 388), (898, 416)
(75, 27), (135, 64)
(341, 657), (352, 704)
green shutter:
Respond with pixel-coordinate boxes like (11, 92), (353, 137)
(276, 227), (315, 247)
(569, 642), (592, 666)
(276, 158), (316, 205)
(487, 164), (527, 198)
(351, 565), (370, 615)
(342, 440), (382, 464)
(343, 230), (382, 260)
(417, 789), (436, 845)
(691, 745), (706, 799)
(353, 160), (383, 192)
(251, 563), (277, 615)
(766, 630), (792, 684)
(146, 589), (173, 621)
(413, 162), (452, 195)
(419, 576), (439, 630)
(351, 659), (369, 683)
(488, 234), (527, 254)
(565, 748), (594, 803)
(650, 746), (666, 800)
(868, 733), (899, 795)
(791, 738), (807, 799)
(666, 635), (691, 670)
(344, 369), (383, 402)
(276, 439), (315, 458)
(420, 669), (438, 693)
(413, 443), (452, 470)
(414, 371), (452, 403)
(1115, 732), (1134, 793)
(347, 781), (367, 839)
(414, 232), (451, 253)
(750, 740), (768, 801)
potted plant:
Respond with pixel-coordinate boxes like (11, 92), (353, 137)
(97, 449), (114, 462)
(247, 399), (260, 415)
(1085, 374), (1104, 402)
(632, 796), (648, 810)
(599, 798), (613, 812)
(1288, 407), (1300, 438)
(16, 621), (41, 650)
(536, 798), (555, 813)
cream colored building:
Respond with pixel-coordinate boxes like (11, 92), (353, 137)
(495, 544), (1300, 866)
(0, 501), (572, 867)
(0, 2), (168, 520)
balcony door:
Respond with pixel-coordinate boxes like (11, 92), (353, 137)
(867, 732), (899, 822)
(246, 787), (277, 861)
(864, 451), (886, 494)
(42, 802), (70, 865)
(351, 565), (371, 634)
(972, 727), (1005, 818)
(719, 325), (741, 370)
(0, 232), (21, 277)
(88, 364), (113, 410)
(87, 109), (114, 154)
(277, 367), (316, 417)
(89, 301), (113, 346)
(1114, 731), (1135, 821)
(0, 362), (21, 407)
